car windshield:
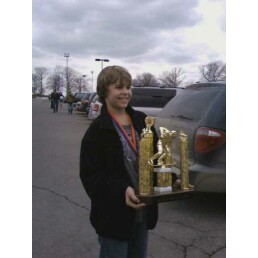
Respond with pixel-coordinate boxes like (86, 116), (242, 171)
(159, 87), (222, 121)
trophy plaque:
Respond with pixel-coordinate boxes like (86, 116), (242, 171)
(136, 116), (194, 204)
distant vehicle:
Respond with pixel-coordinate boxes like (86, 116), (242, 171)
(129, 87), (183, 117)
(79, 93), (92, 112)
(88, 95), (102, 120)
(73, 92), (89, 104)
(85, 92), (97, 115)
(155, 82), (226, 193)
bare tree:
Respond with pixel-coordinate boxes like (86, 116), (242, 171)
(158, 67), (185, 87)
(199, 61), (226, 82)
(33, 66), (48, 95)
(64, 66), (82, 93)
(62, 68), (89, 93)
(132, 73), (160, 87)
(46, 66), (65, 92)
(73, 74), (90, 93)
(46, 66), (91, 94)
(32, 73), (39, 95)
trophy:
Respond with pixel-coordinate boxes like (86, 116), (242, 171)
(137, 116), (194, 204)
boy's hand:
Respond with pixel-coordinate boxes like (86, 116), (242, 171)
(125, 186), (146, 209)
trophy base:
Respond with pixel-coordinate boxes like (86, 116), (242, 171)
(153, 167), (172, 173)
(153, 165), (176, 171)
(154, 186), (172, 192)
(136, 188), (194, 205)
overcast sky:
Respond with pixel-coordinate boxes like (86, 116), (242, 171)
(32, 0), (225, 89)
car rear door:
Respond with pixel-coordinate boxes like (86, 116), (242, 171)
(155, 86), (224, 168)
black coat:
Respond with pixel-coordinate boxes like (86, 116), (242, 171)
(80, 103), (159, 240)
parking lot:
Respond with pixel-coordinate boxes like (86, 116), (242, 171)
(32, 98), (226, 258)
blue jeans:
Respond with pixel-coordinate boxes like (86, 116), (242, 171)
(68, 103), (73, 114)
(98, 221), (148, 258)
(52, 100), (59, 113)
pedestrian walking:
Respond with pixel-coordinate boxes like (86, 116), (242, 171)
(66, 92), (74, 114)
(80, 66), (160, 258)
(50, 90), (60, 113)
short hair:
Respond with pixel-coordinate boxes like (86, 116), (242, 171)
(97, 65), (132, 103)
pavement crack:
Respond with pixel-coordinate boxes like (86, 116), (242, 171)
(191, 236), (226, 257)
(150, 228), (225, 257)
(159, 219), (209, 233)
(150, 231), (186, 249)
(33, 185), (90, 212)
(209, 246), (226, 257)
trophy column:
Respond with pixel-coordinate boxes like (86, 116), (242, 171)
(138, 118), (154, 195)
(180, 131), (190, 190)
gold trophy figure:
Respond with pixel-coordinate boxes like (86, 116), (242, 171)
(148, 127), (177, 192)
(138, 117), (155, 195)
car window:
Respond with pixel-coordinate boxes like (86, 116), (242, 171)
(75, 93), (87, 99)
(84, 93), (91, 99)
(159, 87), (222, 121)
(89, 92), (97, 101)
(130, 88), (178, 108)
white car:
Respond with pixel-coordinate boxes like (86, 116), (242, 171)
(88, 95), (102, 120)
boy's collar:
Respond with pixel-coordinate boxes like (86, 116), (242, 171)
(99, 103), (135, 129)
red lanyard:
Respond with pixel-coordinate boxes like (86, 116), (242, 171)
(109, 112), (137, 153)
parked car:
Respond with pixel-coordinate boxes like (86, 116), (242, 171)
(73, 92), (89, 104)
(129, 87), (183, 117)
(88, 95), (102, 120)
(85, 92), (97, 115)
(79, 92), (92, 112)
(72, 93), (89, 110)
(155, 82), (226, 193)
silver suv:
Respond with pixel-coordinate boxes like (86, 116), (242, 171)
(155, 82), (226, 193)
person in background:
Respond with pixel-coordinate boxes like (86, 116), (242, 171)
(80, 66), (160, 258)
(66, 92), (75, 114)
(59, 92), (64, 108)
(50, 90), (60, 113)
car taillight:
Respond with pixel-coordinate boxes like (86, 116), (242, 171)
(93, 104), (99, 112)
(194, 127), (225, 154)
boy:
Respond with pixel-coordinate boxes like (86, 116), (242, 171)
(80, 66), (158, 258)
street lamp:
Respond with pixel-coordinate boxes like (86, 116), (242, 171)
(91, 71), (94, 92)
(95, 58), (109, 70)
(82, 74), (88, 92)
(64, 52), (70, 94)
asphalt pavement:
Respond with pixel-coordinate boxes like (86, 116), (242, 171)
(32, 98), (226, 258)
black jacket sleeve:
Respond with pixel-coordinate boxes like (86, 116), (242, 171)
(80, 124), (131, 204)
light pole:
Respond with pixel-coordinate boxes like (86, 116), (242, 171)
(82, 74), (88, 92)
(64, 53), (70, 95)
(91, 71), (94, 92)
(95, 58), (109, 70)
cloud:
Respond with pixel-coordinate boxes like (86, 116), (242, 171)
(33, 0), (200, 58)
(32, 0), (225, 82)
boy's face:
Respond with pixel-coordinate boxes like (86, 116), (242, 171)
(105, 80), (132, 111)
